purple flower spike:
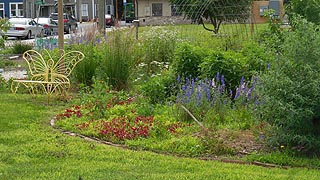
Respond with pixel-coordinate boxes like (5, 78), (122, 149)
(206, 86), (211, 101)
(234, 87), (241, 99)
(240, 77), (245, 86)
(191, 78), (195, 94)
(176, 75), (181, 83)
(216, 72), (220, 81)
(221, 75), (225, 87)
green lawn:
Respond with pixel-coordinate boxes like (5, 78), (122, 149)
(0, 93), (319, 179)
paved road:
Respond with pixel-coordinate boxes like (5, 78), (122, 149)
(4, 22), (114, 47)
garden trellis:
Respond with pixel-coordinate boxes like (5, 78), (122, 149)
(168, 0), (257, 48)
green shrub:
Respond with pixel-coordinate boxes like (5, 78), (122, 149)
(139, 70), (176, 104)
(199, 51), (250, 90)
(240, 41), (271, 73)
(172, 43), (210, 79)
(256, 17), (320, 155)
(11, 42), (33, 54)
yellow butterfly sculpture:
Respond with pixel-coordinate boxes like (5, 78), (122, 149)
(11, 49), (85, 103)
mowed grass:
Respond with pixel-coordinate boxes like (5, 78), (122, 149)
(0, 93), (319, 179)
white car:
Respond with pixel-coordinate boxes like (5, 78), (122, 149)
(5, 18), (44, 39)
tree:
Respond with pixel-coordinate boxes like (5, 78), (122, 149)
(287, 0), (320, 25)
(169, 0), (253, 34)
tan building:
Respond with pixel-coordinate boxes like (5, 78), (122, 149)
(252, 0), (284, 23)
(135, 0), (284, 26)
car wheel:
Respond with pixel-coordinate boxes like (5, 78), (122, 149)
(25, 31), (32, 39)
(74, 24), (78, 33)
(66, 26), (71, 34)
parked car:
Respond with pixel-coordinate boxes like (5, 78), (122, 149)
(105, 14), (115, 27)
(34, 17), (58, 36)
(49, 13), (78, 34)
(4, 18), (44, 39)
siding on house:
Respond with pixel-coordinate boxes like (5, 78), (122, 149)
(23, 0), (114, 22)
(1, 0), (24, 18)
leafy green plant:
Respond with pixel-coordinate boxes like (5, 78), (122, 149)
(256, 16), (320, 155)
(199, 50), (250, 90)
(142, 26), (177, 68)
(172, 43), (209, 79)
(139, 70), (176, 104)
(11, 42), (34, 54)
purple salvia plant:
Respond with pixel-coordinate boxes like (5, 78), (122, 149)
(216, 72), (220, 82)
(191, 78), (195, 94)
(206, 84), (211, 101)
(234, 87), (241, 99)
(176, 75), (181, 84)
(197, 84), (202, 106)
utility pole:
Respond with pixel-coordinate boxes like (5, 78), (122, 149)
(58, 0), (64, 53)
(116, 0), (118, 25)
(98, 0), (106, 33)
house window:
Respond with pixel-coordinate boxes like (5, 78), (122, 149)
(0, 3), (4, 18)
(152, 3), (162, 16)
(82, 4), (88, 16)
(10, 3), (23, 17)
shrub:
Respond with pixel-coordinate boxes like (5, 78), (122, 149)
(199, 51), (250, 90)
(139, 70), (176, 104)
(172, 43), (210, 79)
(11, 42), (33, 54)
(256, 17), (320, 155)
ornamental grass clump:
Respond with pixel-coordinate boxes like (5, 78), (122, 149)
(67, 26), (104, 86)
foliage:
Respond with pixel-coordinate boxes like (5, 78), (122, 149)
(11, 42), (33, 54)
(55, 81), (205, 156)
(66, 28), (102, 86)
(97, 30), (135, 90)
(256, 17), (320, 155)
(199, 51), (251, 90)
(170, 0), (253, 34)
(139, 70), (176, 104)
(286, 0), (320, 25)
(142, 26), (177, 68)
(172, 42), (209, 79)
(175, 74), (258, 130)
(2, 94), (320, 179)
(0, 18), (10, 48)
(258, 9), (287, 55)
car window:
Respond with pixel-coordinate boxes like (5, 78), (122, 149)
(9, 19), (27, 25)
(50, 14), (58, 20)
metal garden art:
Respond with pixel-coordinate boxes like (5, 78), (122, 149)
(11, 50), (85, 103)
